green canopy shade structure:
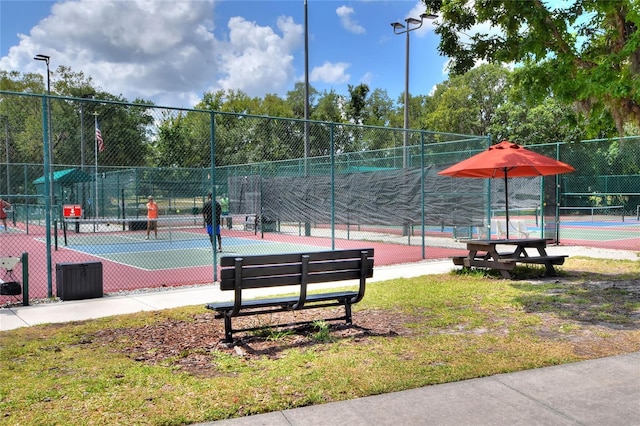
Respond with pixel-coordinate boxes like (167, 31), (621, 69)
(33, 168), (93, 205)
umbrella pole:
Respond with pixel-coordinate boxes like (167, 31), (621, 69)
(504, 169), (509, 239)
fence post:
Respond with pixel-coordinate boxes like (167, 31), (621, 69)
(41, 95), (53, 298)
(21, 252), (29, 306)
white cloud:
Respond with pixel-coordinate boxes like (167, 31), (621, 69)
(0, 0), (304, 108)
(360, 72), (373, 86)
(336, 6), (365, 35)
(310, 61), (350, 84)
(215, 16), (303, 96)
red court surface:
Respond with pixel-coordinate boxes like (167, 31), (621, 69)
(2, 217), (638, 303)
(1, 224), (469, 302)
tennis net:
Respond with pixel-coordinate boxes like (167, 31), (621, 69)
(559, 205), (625, 222)
(61, 216), (207, 246)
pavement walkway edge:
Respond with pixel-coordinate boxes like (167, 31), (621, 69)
(202, 351), (640, 426)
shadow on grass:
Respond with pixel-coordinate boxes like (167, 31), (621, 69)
(511, 279), (640, 330)
(452, 264), (640, 329)
(231, 321), (405, 358)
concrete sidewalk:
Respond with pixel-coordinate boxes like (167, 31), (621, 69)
(204, 351), (640, 426)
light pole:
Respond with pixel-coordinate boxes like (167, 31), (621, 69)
(0, 115), (9, 195)
(303, 0), (312, 236)
(391, 12), (436, 168)
(34, 54), (54, 205)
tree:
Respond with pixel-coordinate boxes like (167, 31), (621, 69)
(421, 63), (510, 136)
(363, 88), (394, 128)
(0, 68), (154, 168)
(258, 93), (294, 118)
(425, 0), (640, 135)
(488, 97), (584, 145)
(0, 71), (48, 165)
(344, 83), (370, 125)
(421, 81), (474, 134)
(285, 81), (318, 119)
(312, 90), (343, 123)
(53, 66), (96, 99)
(91, 94), (154, 167)
(155, 113), (193, 168)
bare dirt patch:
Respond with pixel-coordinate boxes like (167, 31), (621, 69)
(94, 307), (419, 375)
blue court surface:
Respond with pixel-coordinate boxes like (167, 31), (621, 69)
(62, 232), (330, 271)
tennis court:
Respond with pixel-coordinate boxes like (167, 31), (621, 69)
(0, 217), (465, 300)
(2, 207), (638, 303)
(555, 217), (640, 249)
(60, 223), (334, 271)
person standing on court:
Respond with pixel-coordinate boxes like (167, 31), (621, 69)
(202, 192), (222, 251)
(0, 198), (11, 232)
(146, 195), (158, 239)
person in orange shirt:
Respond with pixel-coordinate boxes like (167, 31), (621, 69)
(146, 195), (158, 239)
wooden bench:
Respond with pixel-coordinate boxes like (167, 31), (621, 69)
(205, 248), (374, 343)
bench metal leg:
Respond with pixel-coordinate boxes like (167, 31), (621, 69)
(223, 315), (233, 343)
(345, 303), (353, 325)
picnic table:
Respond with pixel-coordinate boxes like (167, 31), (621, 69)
(452, 238), (567, 279)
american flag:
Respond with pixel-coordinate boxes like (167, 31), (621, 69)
(96, 122), (105, 152)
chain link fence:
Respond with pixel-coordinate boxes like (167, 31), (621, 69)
(1, 91), (639, 303)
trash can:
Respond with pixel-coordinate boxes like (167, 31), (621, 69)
(56, 261), (103, 301)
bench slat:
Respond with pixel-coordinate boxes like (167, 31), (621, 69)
(207, 291), (359, 313)
(219, 249), (373, 267)
(515, 255), (567, 265)
(220, 258), (374, 284)
(220, 267), (372, 291)
(220, 257), (373, 277)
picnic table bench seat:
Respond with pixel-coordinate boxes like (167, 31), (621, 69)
(452, 251), (517, 264)
(514, 255), (568, 265)
(205, 248), (374, 343)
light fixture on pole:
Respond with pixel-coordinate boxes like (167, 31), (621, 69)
(33, 54), (54, 205)
(391, 12), (437, 168)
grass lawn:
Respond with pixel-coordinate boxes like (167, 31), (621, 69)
(1, 256), (639, 425)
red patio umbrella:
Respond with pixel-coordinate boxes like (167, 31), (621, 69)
(438, 140), (575, 239)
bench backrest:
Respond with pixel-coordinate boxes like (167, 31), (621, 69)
(220, 249), (374, 291)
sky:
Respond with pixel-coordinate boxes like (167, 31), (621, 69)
(0, 0), (450, 110)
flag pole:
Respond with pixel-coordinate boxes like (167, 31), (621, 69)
(93, 112), (99, 219)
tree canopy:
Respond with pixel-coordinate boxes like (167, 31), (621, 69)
(425, 0), (640, 134)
